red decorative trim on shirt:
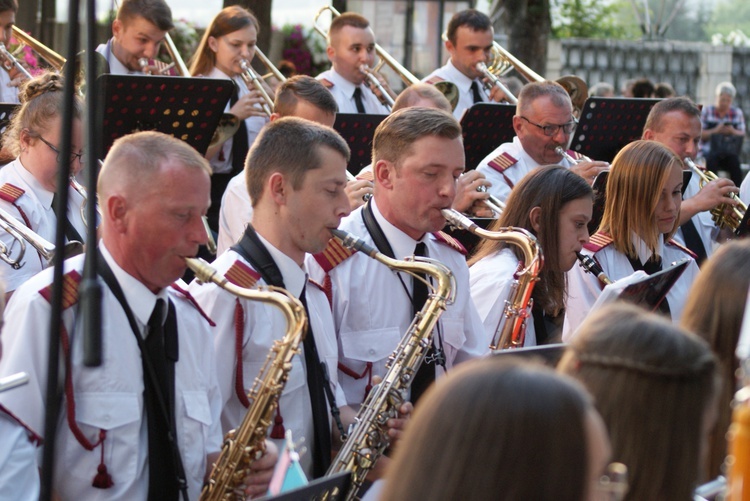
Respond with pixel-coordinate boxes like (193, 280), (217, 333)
(319, 78), (334, 89)
(583, 232), (613, 253)
(432, 231), (467, 255)
(487, 152), (518, 188)
(0, 404), (42, 446)
(338, 361), (373, 401)
(313, 237), (357, 273)
(233, 298), (251, 409)
(567, 150), (584, 161)
(169, 283), (216, 327)
(0, 183), (24, 203)
(666, 238), (698, 260)
(38, 270), (82, 309)
(224, 260), (261, 289)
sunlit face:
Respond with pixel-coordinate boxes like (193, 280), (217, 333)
(378, 135), (464, 240)
(654, 163), (683, 235)
(0, 9), (14, 46)
(112, 16), (167, 71)
(118, 160), (210, 292)
(283, 146), (350, 262)
(557, 197), (593, 272)
(446, 26), (493, 80)
(20, 116), (84, 192)
(208, 25), (257, 77)
(584, 409), (614, 501)
(327, 25), (376, 85)
(515, 95), (575, 165)
(643, 110), (702, 160)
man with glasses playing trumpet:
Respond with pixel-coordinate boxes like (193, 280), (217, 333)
(316, 12), (392, 115)
(0, 72), (87, 300)
(0, 0), (21, 103)
(475, 81), (608, 203)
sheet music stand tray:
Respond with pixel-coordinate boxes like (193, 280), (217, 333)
(0, 103), (18, 134)
(570, 97), (661, 163)
(461, 103), (516, 170)
(257, 471), (352, 501)
(95, 75), (235, 159)
(333, 113), (387, 176)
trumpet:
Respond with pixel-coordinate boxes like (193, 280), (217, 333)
(0, 206), (83, 266)
(554, 146), (591, 164)
(476, 185), (506, 217)
(0, 42), (32, 81)
(684, 157), (747, 232)
(239, 59), (274, 116)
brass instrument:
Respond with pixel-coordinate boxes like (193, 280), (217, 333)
(345, 170), (373, 202)
(442, 209), (542, 349)
(10, 26), (67, 72)
(239, 59), (274, 116)
(0, 42), (32, 80)
(327, 228), (456, 501)
(476, 185), (506, 217)
(576, 251), (613, 286)
(0, 205), (83, 265)
(254, 47), (288, 85)
(475, 62), (518, 105)
(684, 157), (747, 233)
(187, 257), (308, 501)
(138, 57), (176, 75)
(69, 177), (101, 229)
(555, 146), (592, 164)
(0, 215), (27, 269)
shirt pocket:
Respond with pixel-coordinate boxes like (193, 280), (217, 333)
(340, 327), (402, 363)
(65, 392), (141, 484)
(180, 390), (211, 482)
(439, 318), (467, 367)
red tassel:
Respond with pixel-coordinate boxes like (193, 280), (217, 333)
(270, 407), (285, 439)
(92, 464), (114, 489)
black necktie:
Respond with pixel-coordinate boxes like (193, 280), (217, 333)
(144, 299), (179, 500)
(408, 242), (433, 404)
(353, 87), (366, 113)
(230, 85), (249, 175)
(680, 220), (707, 266)
(51, 192), (83, 243)
(627, 255), (671, 317)
(470, 81), (483, 104)
(299, 288), (332, 478)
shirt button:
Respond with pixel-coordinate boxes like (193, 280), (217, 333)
(369, 349), (375, 355)
(103, 415), (111, 422)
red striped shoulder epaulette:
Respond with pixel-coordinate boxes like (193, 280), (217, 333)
(424, 76), (445, 85)
(38, 269), (81, 309)
(487, 152), (518, 174)
(666, 239), (698, 260)
(356, 170), (374, 182)
(583, 232), (613, 253)
(313, 237), (357, 272)
(224, 260), (261, 289)
(170, 283), (216, 327)
(567, 150), (585, 161)
(0, 183), (25, 204)
(319, 78), (334, 89)
(432, 231), (467, 256)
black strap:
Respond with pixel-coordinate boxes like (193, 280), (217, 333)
(680, 219), (708, 266)
(470, 81), (484, 104)
(626, 254), (671, 317)
(353, 87), (366, 113)
(96, 250), (188, 501)
(229, 84), (249, 176)
(231, 224), (333, 478)
(52, 192), (83, 243)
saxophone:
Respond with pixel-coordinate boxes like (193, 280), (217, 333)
(327, 229), (456, 501)
(185, 258), (308, 501)
(442, 209), (542, 350)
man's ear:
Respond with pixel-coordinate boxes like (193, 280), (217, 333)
(529, 206), (542, 233)
(374, 160), (395, 190)
(106, 194), (128, 233)
(112, 19), (123, 39)
(268, 172), (287, 205)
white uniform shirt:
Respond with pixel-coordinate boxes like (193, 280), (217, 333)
(0, 410), (39, 501)
(423, 59), (487, 120)
(204, 67), (268, 175)
(217, 171), (253, 255)
(469, 247), (537, 347)
(741, 171), (750, 205)
(95, 39), (144, 75)
(316, 68), (390, 115)
(306, 200), (489, 407)
(563, 234), (700, 340)
(475, 136), (575, 203)
(672, 168), (720, 258)
(0, 158), (87, 292)
(0, 68), (20, 104)
(0, 245), (223, 500)
(188, 237), (346, 477)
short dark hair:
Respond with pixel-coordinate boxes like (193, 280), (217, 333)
(117, 0), (173, 32)
(328, 12), (369, 42)
(245, 117), (350, 206)
(631, 77), (655, 98)
(446, 9), (492, 45)
(642, 96), (700, 134)
(0, 0), (18, 13)
(274, 75), (338, 117)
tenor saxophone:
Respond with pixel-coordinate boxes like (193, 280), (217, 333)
(186, 258), (308, 501)
(327, 229), (456, 501)
(442, 209), (543, 350)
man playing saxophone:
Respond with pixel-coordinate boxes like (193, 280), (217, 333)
(307, 107), (487, 411)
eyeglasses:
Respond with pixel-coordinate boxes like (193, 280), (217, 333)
(519, 115), (578, 136)
(36, 135), (84, 164)
(594, 462), (629, 501)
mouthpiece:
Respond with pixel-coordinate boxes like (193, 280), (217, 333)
(332, 229), (379, 257)
(576, 251), (613, 285)
(441, 208), (478, 232)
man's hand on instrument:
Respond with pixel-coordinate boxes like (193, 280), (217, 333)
(693, 177), (739, 211)
(230, 90), (268, 120)
(345, 178), (373, 211)
(240, 439), (279, 499)
(569, 160), (609, 185)
(487, 84), (510, 103)
(386, 401), (413, 446)
(453, 171), (492, 215)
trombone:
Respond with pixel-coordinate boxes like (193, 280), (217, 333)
(239, 59), (275, 116)
(0, 42), (32, 81)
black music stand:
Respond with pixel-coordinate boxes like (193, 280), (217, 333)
(0, 103), (18, 133)
(95, 75), (235, 159)
(570, 97), (660, 163)
(461, 103), (516, 170)
(736, 204), (750, 239)
(333, 113), (387, 176)
(257, 471), (352, 501)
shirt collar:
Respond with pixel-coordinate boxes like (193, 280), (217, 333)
(370, 198), (427, 260)
(327, 68), (362, 99)
(97, 39), (142, 75)
(444, 59), (481, 94)
(255, 232), (307, 297)
(100, 242), (169, 329)
(13, 158), (54, 210)
(632, 232), (665, 264)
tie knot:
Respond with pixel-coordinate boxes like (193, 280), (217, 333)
(149, 298), (166, 330)
(414, 242), (427, 257)
(353, 87), (362, 97)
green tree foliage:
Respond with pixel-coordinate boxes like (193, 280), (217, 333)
(708, 0), (750, 40)
(551, 0), (633, 38)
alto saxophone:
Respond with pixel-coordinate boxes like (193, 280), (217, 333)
(327, 229), (456, 501)
(442, 209), (542, 350)
(186, 258), (308, 501)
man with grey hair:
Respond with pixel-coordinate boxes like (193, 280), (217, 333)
(475, 81), (608, 203)
(0, 131), (276, 499)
